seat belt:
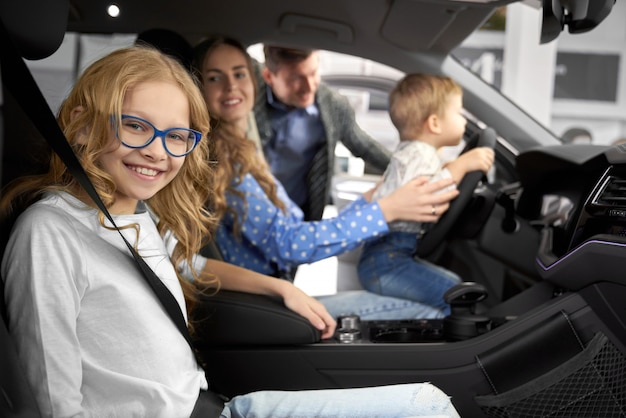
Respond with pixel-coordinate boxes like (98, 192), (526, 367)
(0, 23), (194, 351)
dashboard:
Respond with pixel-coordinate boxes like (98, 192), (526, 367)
(515, 143), (626, 290)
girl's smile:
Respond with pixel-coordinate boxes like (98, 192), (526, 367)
(97, 80), (191, 214)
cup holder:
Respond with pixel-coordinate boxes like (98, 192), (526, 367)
(369, 319), (445, 343)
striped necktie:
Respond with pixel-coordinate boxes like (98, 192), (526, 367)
(304, 145), (328, 221)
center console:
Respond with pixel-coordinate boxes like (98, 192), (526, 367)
(334, 282), (507, 344)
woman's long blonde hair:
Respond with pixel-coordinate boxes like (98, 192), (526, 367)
(0, 45), (218, 317)
(192, 37), (286, 237)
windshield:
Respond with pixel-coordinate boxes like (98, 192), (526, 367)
(452, 3), (624, 147)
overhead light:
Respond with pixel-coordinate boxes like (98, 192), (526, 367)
(107, 4), (120, 18)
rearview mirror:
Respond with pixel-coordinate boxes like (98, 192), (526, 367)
(540, 0), (615, 44)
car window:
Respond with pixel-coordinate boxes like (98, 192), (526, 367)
(452, 3), (626, 146)
(26, 33), (136, 115)
(249, 44), (404, 177)
(253, 47), (486, 178)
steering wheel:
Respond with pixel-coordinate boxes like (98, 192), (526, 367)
(415, 126), (497, 258)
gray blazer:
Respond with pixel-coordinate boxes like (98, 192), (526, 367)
(254, 69), (391, 220)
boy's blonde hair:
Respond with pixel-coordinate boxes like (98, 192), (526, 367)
(389, 73), (462, 138)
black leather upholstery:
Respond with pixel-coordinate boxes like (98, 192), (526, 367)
(192, 289), (321, 348)
(0, 0), (68, 60)
(0, 2), (69, 416)
(195, 241), (321, 347)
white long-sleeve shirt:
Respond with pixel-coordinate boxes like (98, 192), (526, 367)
(373, 140), (455, 233)
(2, 192), (207, 417)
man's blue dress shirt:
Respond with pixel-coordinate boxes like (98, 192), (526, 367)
(262, 87), (325, 208)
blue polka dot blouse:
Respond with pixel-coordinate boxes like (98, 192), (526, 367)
(215, 173), (389, 276)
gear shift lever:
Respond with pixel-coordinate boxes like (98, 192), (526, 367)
(443, 282), (491, 341)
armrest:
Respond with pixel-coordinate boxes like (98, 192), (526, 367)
(192, 289), (321, 347)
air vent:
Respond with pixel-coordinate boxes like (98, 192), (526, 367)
(595, 176), (626, 206)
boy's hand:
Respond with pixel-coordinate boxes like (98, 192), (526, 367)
(463, 147), (495, 173)
(445, 147), (494, 182)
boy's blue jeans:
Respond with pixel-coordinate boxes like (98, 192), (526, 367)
(358, 232), (462, 315)
(220, 382), (460, 417)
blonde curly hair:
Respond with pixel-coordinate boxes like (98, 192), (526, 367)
(0, 45), (219, 320)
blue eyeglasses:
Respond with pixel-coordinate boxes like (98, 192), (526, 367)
(114, 114), (202, 157)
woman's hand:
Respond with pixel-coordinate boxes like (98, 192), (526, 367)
(203, 259), (337, 338)
(204, 259), (337, 338)
(280, 284), (337, 339)
(378, 176), (459, 223)
(363, 179), (383, 202)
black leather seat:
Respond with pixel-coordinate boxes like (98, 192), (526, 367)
(0, 2), (69, 417)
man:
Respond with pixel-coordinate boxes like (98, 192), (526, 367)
(254, 45), (391, 220)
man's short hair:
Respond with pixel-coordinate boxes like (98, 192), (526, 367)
(263, 45), (316, 73)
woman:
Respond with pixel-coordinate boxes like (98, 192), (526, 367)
(191, 37), (460, 319)
(1, 45), (459, 417)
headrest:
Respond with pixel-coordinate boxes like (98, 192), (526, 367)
(0, 0), (69, 60)
(136, 28), (194, 70)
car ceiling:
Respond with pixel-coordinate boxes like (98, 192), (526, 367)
(64, 0), (555, 149)
(67, 0), (520, 61)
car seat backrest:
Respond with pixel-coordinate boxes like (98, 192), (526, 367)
(0, 1), (69, 416)
(0, 1), (69, 61)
